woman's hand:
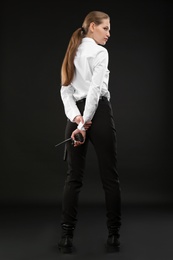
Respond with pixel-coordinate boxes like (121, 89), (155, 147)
(84, 121), (92, 130)
(71, 129), (86, 147)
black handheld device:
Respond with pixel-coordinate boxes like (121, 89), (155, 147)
(74, 133), (84, 142)
(55, 133), (84, 147)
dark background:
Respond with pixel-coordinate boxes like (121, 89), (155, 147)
(1, 0), (173, 207)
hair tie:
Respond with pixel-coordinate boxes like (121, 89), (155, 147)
(81, 27), (85, 34)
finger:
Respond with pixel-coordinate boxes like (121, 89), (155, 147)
(74, 142), (77, 147)
(74, 140), (77, 145)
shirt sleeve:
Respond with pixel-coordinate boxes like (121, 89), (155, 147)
(60, 85), (81, 122)
(82, 48), (109, 123)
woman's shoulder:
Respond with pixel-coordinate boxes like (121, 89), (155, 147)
(89, 42), (108, 57)
(78, 39), (108, 60)
(97, 44), (108, 53)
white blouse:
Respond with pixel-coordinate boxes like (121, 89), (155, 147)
(60, 37), (110, 130)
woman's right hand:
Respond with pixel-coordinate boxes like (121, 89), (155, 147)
(84, 121), (92, 130)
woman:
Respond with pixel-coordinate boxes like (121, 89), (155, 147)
(58, 10), (121, 253)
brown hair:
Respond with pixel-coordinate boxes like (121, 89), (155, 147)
(61, 11), (110, 86)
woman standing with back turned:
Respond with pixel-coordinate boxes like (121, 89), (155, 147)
(58, 10), (121, 254)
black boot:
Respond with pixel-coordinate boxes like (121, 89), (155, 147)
(58, 224), (75, 254)
(106, 226), (120, 252)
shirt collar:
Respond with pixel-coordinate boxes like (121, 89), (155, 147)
(82, 37), (97, 44)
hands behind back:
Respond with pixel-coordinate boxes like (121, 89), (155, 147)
(74, 115), (92, 130)
(72, 115), (92, 147)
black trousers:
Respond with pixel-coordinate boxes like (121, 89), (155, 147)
(61, 98), (121, 231)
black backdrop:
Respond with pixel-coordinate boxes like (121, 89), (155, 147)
(1, 0), (173, 206)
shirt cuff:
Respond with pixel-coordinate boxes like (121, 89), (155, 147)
(77, 122), (86, 131)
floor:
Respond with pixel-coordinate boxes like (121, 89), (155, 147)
(0, 203), (173, 260)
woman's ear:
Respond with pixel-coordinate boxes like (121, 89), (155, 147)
(89, 22), (95, 33)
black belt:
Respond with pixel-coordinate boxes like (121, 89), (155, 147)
(76, 96), (107, 104)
